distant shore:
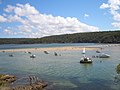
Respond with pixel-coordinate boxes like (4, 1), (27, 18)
(0, 46), (101, 52)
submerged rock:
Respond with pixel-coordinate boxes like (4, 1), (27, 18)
(12, 81), (47, 90)
(116, 64), (120, 74)
(0, 75), (47, 90)
(114, 64), (120, 83)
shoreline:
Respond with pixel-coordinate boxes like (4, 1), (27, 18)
(0, 46), (101, 52)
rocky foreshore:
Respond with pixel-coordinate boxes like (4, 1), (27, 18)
(12, 81), (47, 90)
(0, 74), (47, 90)
(0, 74), (16, 86)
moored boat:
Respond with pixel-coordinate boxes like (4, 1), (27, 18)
(30, 55), (36, 58)
(99, 53), (110, 58)
(96, 50), (101, 53)
(82, 48), (86, 54)
(80, 57), (92, 63)
(9, 54), (13, 57)
(80, 48), (92, 63)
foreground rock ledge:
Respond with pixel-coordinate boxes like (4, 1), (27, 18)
(1, 81), (47, 90)
(0, 74), (16, 85)
(12, 81), (47, 90)
(0, 74), (47, 90)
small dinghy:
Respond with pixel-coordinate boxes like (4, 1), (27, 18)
(54, 52), (58, 56)
(9, 54), (13, 57)
(44, 51), (49, 54)
(28, 52), (32, 54)
(30, 55), (36, 58)
(96, 50), (101, 53)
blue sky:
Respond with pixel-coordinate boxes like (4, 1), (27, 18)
(0, 0), (120, 38)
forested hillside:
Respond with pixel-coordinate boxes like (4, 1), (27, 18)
(0, 31), (120, 44)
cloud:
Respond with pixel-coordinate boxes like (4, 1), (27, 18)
(4, 29), (16, 35)
(4, 3), (39, 16)
(84, 14), (89, 18)
(4, 5), (15, 13)
(0, 15), (7, 22)
(100, 0), (120, 28)
(100, 3), (109, 9)
(112, 22), (120, 28)
(1, 3), (99, 38)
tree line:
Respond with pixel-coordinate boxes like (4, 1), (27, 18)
(0, 31), (120, 44)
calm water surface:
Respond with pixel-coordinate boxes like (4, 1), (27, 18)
(0, 43), (96, 49)
(0, 43), (120, 90)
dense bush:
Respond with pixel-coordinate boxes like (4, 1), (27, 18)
(0, 31), (120, 44)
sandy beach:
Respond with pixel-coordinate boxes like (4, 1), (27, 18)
(0, 46), (100, 52)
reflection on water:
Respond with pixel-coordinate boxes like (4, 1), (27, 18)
(81, 63), (93, 69)
(0, 44), (120, 90)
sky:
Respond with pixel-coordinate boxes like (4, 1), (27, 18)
(0, 0), (120, 38)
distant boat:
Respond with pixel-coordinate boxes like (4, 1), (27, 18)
(9, 54), (13, 57)
(82, 48), (86, 54)
(44, 51), (49, 54)
(99, 53), (110, 58)
(54, 52), (58, 56)
(2, 51), (5, 53)
(28, 52), (32, 54)
(30, 55), (36, 58)
(96, 50), (101, 53)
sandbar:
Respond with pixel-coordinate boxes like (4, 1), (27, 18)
(0, 46), (100, 52)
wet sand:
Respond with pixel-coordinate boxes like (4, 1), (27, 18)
(0, 46), (100, 52)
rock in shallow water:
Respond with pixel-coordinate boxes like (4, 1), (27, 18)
(0, 74), (47, 90)
(0, 74), (16, 85)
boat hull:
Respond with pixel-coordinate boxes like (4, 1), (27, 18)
(80, 60), (92, 63)
(99, 54), (110, 58)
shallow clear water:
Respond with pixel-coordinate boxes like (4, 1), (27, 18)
(0, 43), (120, 90)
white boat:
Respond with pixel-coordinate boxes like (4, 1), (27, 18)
(30, 55), (36, 58)
(80, 57), (92, 63)
(80, 53), (92, 63)
(82, 48), (86, 54)
(99, 53), (110, 58)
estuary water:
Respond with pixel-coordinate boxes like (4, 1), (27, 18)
(0, 43), (120, 90)
(0, 43), (96, 49)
